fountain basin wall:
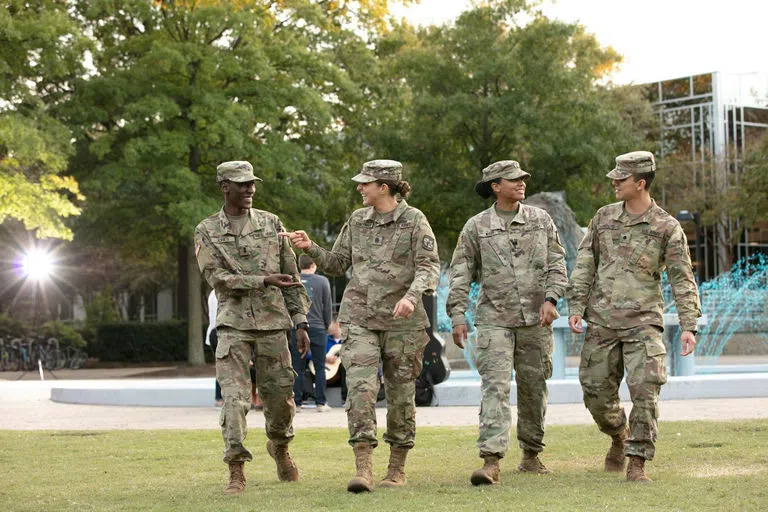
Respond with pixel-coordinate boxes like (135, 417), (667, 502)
(48, 371), (768, 407)
(433, 371), (768, 406)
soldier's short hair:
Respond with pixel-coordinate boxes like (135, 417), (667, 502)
(298, 254), (315, 270)
(633, 171), (655, 191)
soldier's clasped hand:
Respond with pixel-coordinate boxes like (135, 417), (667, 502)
(680, 331), (697, 356)
(539, 301), (558, 327)
(264, 274), (302, 288)
(568, 315), (584, 333)
(279, 230), (313, 250)
(452, 324), (467, 349)
(295, 327), (310, 358)
(392, 297), (415, 319)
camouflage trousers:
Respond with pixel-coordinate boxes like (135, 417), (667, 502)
(579, 324), (667, 460)
(475, 324), (554, 458)
(340, 324), (429, 449)
(215, 327), (296, 464)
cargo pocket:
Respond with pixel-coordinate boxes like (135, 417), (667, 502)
(215, 338), (232, 359)
(578, 342), (595, 388)
(644, 341), (667, 385)
(404, 330), (429, 380)
(541, 348), (554, 380)
(475, 330), (503, 374)
(476, 332), (492, 350)
(278, 350), (296, 392)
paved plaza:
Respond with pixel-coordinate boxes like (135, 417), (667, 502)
(2, 368), (768, 431)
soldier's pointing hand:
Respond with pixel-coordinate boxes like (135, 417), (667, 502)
(279, 231), (313, 250)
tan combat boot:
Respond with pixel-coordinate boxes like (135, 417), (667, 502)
(605, 426), (630, 472)
(379, 446), (409, 488)
(470, 455), (501, 485)
(626, 455), (652, 483)
(266, 440), (299, 482)
(223, 462), (246, 495)
(347, 443), (375, 493)
(517, 450), (552, 474)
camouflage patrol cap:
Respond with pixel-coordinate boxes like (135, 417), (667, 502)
(216, 161), (262, 183)
(474, 160), (530, 196)
(351, 159), (403, 183)
(606, 151), (656, 179)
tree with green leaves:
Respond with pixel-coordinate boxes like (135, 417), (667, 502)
(0, 1), (88, 240)
(374, 1), (654, 254)
(66, 0), (411, 363)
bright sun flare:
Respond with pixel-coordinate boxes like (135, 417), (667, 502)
(21, 249), (54, 280)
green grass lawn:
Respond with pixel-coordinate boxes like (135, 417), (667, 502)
(1, 420), (766, 511)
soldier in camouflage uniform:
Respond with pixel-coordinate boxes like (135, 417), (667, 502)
(194, 161), (311, 494)
(566, 151), (701, 483)
(447, 160), (568, 485)
(283, 160), (440, 493)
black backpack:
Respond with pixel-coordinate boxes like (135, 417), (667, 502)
(414, 372), (434, 406)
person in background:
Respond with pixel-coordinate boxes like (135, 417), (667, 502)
(289, 254), (334, 412)
(205, 290), (223, 406)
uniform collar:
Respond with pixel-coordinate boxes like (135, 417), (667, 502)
(362, 199), (409, 225)
(613, 199), (658, 226)
(487, 202), (526, 230)
(217, 207), (264, 235)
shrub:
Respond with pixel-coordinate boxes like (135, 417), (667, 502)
(93, 321), (187, 362)
(0, 314), (30, 339)
(40, 321), (87, 348)
(85, 287), (121, 326)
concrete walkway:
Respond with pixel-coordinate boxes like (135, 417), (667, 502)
(2, 378), (767, 431)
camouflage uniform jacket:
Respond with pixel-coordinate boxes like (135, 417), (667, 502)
(447, 203), (568, 328)
(566, 200), (701, 332)
(307, 200), (440, 331)
(194, 208), (309, 331)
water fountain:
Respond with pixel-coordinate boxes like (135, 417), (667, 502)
(433, 252), (768, 406)
(666, 253), (768, 374)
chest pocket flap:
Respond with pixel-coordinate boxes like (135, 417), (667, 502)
(478, 229), (509, 267)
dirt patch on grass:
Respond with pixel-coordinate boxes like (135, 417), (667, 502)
(692, 464), (766, 478)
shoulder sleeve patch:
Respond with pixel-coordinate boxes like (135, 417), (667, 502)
(422, 235), (435, 251)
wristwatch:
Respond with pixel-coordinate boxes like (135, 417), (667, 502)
(295, 322), (309, 331)
(544, 297), (558, 306)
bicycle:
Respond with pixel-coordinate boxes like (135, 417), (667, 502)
(65, 345), (88, 369)
(0, 338), (19, 371)
(12, 338), (34, 371)
(38, 337), (67, 371)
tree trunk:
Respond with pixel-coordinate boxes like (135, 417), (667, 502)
(186, 241), (205, 365)
(176, 242), (188, 319)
